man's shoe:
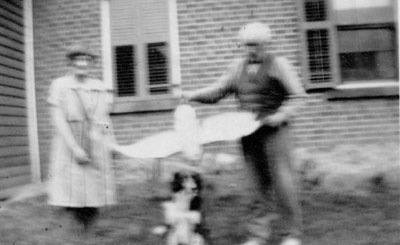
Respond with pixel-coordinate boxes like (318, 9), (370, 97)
(280, 237), (301, 245)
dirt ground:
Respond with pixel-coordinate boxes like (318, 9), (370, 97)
(0, 168), (399, 245)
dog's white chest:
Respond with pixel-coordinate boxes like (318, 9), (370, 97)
(163, 201), (204, 245)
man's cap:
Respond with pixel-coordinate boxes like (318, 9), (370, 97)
(238, 22), (272, 44)
(65, 43), (98, 60)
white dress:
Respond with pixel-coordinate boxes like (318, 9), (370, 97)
(47, 74), (117, 207)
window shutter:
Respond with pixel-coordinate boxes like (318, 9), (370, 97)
(139, 0), (170, 95)
(139, 0), (169, 43)
(300, 0), (340, 90)
(110, 0), (139, 96)
(110, 0), (138, 46)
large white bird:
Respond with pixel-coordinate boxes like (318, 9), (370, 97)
(114, 104), (260, 159)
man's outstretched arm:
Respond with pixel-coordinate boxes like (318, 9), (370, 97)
(186, 59), (242, 103)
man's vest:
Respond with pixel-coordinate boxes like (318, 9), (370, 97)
(234, 55), (289, 119)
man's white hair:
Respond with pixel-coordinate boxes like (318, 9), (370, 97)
(238, 22), (271, 44)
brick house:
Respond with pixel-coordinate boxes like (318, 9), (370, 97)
(0, 0), (398, 195)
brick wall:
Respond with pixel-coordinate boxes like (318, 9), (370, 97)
(111, 0), (302, 151)
(293, 95), (399, 149)
(33, 0), (399, 178)
(33, 0), (103, 176)
(177, 0), (301, 94)
(112, 0), (399, 153)
(175, 0), (399, 150)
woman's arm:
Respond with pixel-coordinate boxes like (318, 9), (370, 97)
(52, 106), (90, 164)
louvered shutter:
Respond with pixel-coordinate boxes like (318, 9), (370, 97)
(0, 0), (31, 192)
(110, 0), (138, 97)
(140, 0), (170, 95)
(300, 0), (339, 90)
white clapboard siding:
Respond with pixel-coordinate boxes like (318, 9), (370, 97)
(0, 0), (30, 194)
(0, 175), (30, 191)
(0, 155), (29, 169)
(0, 165), (30, 179)
(0, 74), (24, 89)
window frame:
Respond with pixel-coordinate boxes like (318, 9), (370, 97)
(298, 0), (399, 97)
(100, 0), (181, 113)
(337, 24), (398, 83)
(298, 0), (341, 90)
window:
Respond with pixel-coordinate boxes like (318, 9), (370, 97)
(338, 26), (397, 82)
(300, 0), (398, 90)
(147, 42), (169, 95)
(110, 0), (173, 98)
(115, 45), (136, 96)
(306, 29), (331, 84)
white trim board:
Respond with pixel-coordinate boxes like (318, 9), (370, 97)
(100, 0), (114, 93)
(24, 0), (41, 183)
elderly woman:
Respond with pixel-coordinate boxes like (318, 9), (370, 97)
(183, 22), (306, 245)
(47, 43), (117, 233)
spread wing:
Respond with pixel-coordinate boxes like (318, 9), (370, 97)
(114, 130), (182, 159)
(114, 111), (260, 159)
(200, 111), (261, 144)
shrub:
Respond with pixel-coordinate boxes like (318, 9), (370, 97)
(294, 142), (400, 196)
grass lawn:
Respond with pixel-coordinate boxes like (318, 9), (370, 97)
(0, 143), (399, 245)
(0, 171), (399, 245)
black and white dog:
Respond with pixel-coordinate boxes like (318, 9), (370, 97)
(153, 172), (209, 245)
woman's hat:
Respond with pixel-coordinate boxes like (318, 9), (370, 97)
(65, 43), (98, 60)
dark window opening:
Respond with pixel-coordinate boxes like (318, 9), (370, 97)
(115, 45), (136, 96)
(147, 42), (169, 95)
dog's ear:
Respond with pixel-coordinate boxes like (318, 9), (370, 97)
(190, 196), (202, 211)
(171, 172), (184, 193)
(173, 172), (181, 180)
(191, 173), (203, 191)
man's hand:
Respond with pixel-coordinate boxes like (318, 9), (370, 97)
(112, 150), (123, 160)
(175, 90), (193, 103)
(262, 112), (288, 127)
(73, 147), (91, 165)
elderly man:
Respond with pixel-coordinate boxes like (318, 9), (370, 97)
(183, 22), (306, 245)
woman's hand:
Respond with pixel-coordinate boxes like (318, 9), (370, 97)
(73, 147), (91, 165)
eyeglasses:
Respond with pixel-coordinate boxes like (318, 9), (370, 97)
(72, 55), (94, 62)
(244, 42), (261, 47)
(71, 55), (95, 66)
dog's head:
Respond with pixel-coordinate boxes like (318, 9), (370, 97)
(171, 172), (203, 195)
(154, 172), (206, 243)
